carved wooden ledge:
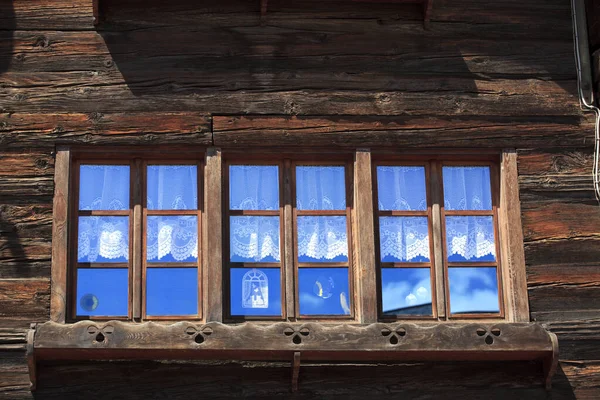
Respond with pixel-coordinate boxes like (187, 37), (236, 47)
(28, 321), (557, 391)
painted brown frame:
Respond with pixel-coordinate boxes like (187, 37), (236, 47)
(372, 161), (438, 321)
(222, 159), (287, 322)
(292, 160), (356, 321)
(141, 160), (204, 321)
(68, 158), (134, 321)
(438, 160), (505, 320)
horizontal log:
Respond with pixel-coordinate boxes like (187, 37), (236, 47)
(520, 202), (600, 242)
(0, 204), (53, 240)
(517, 149), (594, 176)
(0, 113), (211, 148)
(0, 280), (49, 328)
(0, 328), (28, 351)
(524, 237), (600, 269)
(213, 115), (593, 148)
(0, 0), (94, 31)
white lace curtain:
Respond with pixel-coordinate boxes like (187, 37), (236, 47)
(78, 216), (129, 263)
(230, 165), (279, 210)
(147, 165), (198, 210)
(446, 216), (496, 260)
(79, 165), (129, 210)
(377, 166), (427, 211)
(296, 166), (346, 210)
(443, 166), (492, 210)
(147, 216), (198, 262)
(230, 216), (281, 262)
(379, 217), (430, 262)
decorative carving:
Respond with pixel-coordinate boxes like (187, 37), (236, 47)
(185, 325), (213, 345)
(87, 324), (114, 345)
(284, 326), (310, 345)
(381, 326), (407, 345)
(476, 326), (501, 345)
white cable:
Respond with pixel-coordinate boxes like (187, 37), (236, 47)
(571, 0), (600, 201)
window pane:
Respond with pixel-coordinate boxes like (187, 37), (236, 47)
(147, 165), (197, 210)
(79, 165), (129, 210)
(78, 216), (129, 263)
(377, 166), (426, 211)
(379, 217), (430, 262)
(76, 268), (128, 316)
(297, 216), (348, 263)
(230, 165), (279, 210)
(296, 166), (346, 210)
(230, 216), (280, 262)
(443, 166), (492, 211)
(448, 267), (500, 314)
(381, 268), (432, 315)
(298, 268), (351, 316)
(146, 268), (198, 316)
(147, 216), (198, 263)
(230, 268), (282, 316)
(446, 216), (496, 262)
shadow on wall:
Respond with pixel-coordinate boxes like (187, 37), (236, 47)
(96, 0), (481, 101)
(0, 1), (15, 76)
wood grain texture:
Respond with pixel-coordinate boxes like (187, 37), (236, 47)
(213, 115), (594, 148)
(204, 148), (223, 322)
(353, 150), (377, 323)
(49, 148), (69, 323)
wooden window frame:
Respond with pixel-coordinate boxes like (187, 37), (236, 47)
(50, 146), (529, 325)
(222, 156), (356, 322)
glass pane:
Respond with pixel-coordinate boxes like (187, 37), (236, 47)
(147, 216), (198, 262)
(79, 165), (129, 210)
(146, 268), (198, 316)
(147, 165), (197, 210)
(230, 216), (280, 262)
(379, 217), (430, 262)
(448, 267), (500, 314)
(230, 268), (282, 316)
(298, 268), (351, 316)
(296, 166), (346, 210)
(446, 216), (496, 262)
(76, 268), (128, 316)
(377, 166), (426, 211)
(78, 216), (129, 263)
(230, 165), (279, 210)
(443, 166), (492, 211)
(297, 216), (348, 263)
(381, 268), (432, 315)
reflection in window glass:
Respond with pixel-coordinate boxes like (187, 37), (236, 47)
(445, 216), (496, 262)
(230, 268), (282, 316)
(448, 267), (499, 314)
(296, 166), (346, 210)
(146, 268), (198, 316)
(147, 165), (197, 210)
(79, 165), (129, 211)
(377, 166), (426, 211)
(230, 165), (279, 210)
(298, 268), (351, 316)
(443, 166), (492, 211)
(76, 268), (128, 316)
(230, 216), (280, 262)
(78, 216), (129, 263)
(381, 268), (432, 315)
(379, 217), (430, 262)
(147, 216), (198, 263)
(297, 216), (348, 263)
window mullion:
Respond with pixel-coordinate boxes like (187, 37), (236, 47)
(131, 158), (143, 321)
(429, 160), (447, 320)
(283, 159), (295, 320)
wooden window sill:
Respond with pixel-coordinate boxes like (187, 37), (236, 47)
(27, 321), (558, 391)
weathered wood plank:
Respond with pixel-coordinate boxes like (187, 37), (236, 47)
(0, 113), (211, 148)
(213, 116), (593, 148)
(204, 149), (222, 322)
(0, 280), (49, 328)
(521, 202), (600, 242)
(49, 148), (69, 323)
(0, 0), (94, 30)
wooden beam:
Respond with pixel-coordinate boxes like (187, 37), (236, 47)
(92, 0), (99, 26)
(354, 150), (377, 323)
(50, 147), (70, 323)
(205, 148), (223, 322)
(292, 352), (301, 392)
(499, 150), (529, 322)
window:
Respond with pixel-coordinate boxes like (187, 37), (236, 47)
(69, 156), (203, 321)
(224, 160), (354, 320)
(52, 148), (527, 324)
(374, 161), (503, 321)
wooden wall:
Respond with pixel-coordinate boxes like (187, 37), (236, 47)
(0, 0), (599, 398)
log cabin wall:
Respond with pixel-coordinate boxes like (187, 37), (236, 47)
(0, 0), (599, 398)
